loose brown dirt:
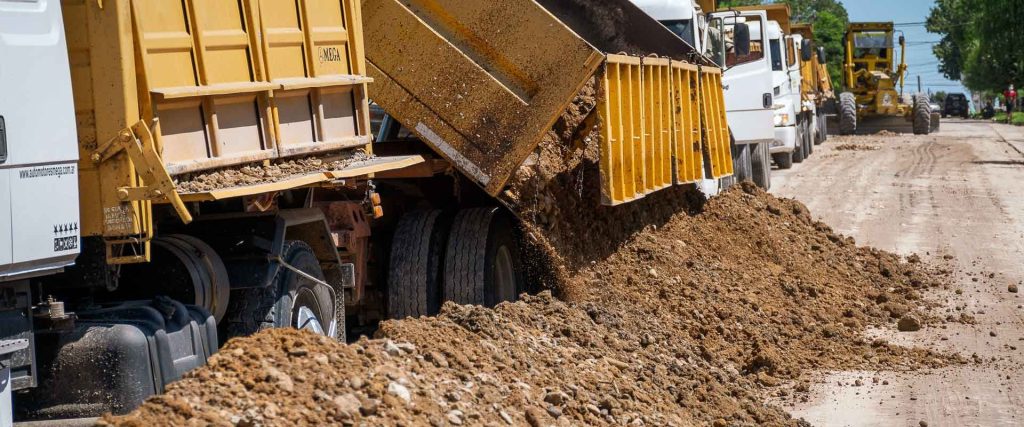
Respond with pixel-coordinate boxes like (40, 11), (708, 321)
(174, 151), (370, 194)
(103, 179), (964, 426)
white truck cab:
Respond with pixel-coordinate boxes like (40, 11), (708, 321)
(0, 0), (81, 280)
(633, 0), (776, 190)
(766, 21), (801, 169)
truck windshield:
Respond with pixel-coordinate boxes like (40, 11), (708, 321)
(770, 39), (783, 71)
(661, 19), (696, 47)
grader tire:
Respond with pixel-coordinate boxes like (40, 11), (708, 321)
(839, 92), (857, 135)
(913, 94), (932, 135)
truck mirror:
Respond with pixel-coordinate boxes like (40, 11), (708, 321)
(899, 35), (905, 46)
(734, 23), (751, 56)
(817, 46), (826, 63)
(801, 39), (813, 62)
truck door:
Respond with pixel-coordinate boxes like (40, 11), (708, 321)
(709, 11), (774, 145)
(0, 0), (80, 278)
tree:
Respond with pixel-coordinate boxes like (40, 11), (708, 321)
(928, 0), (1024, 92)
(931, 91), (948, 103)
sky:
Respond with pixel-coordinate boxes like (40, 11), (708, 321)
(840, 0), (970, 99)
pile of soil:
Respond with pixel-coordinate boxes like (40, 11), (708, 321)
(175, 151), (370, 194)
(104, 182), (962, 426)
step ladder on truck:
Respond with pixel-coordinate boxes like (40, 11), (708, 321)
(1, 0), (737, 421)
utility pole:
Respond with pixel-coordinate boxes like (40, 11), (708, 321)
(917, 76), (922, 93)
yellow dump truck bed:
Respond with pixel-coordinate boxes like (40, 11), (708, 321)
(64, 0), (415, 258)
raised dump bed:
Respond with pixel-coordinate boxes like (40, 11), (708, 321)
(364, 0), (733, 206)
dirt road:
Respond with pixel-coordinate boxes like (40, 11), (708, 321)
(772, 119), (1024, 426)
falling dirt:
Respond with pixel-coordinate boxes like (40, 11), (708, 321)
(174, 151), (371, 194)
(103, 180), (964, 426)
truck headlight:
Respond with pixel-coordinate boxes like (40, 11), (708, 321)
(774, 113), (788, 126)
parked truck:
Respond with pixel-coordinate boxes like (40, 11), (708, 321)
(634, 0), (776, 189)
(726, 4), (820, 170)
(792, 23), (835, 146)
(1, 0), (735, 420)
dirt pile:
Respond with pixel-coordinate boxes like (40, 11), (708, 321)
(175, 151), (370, 194)
(104, 183), (962, 426)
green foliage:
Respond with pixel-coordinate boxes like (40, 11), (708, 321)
(992, 112), (1024, 126)
(928, 0), (1024, 92)
(930, 91), (948, 103)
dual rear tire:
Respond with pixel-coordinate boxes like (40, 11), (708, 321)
(387, 208), (523, 319)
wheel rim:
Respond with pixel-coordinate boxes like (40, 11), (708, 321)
(493, 245), (516, 303)
(293, 288), (326, 335)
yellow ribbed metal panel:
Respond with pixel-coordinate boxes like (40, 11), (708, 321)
(699, 69), (734, 178)
(641, 57), (673, 192)
(599, 55), (644, 205)
(670, 61), (703, 184)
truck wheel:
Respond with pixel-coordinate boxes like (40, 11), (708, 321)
(751, 142), (771, 190)
(839, 92), (857, 135)
(387, 210), (449, 319)
(792, 124), (806, 163)
(444, 208), (523, 307)
(733, 142), (753, 182)
(223, 241), (338, 340)
(913, 94), (931, 135)
(805, 119), (814, 156)
(773, 152), (793, 169)
(819, 112), (829, 143)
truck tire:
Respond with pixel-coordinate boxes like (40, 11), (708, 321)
(751, 142), (771, 190)
(733, 142), (753, 182)
(387, 210), (449, 319)
(223, 241), (338, 340)
(444, 208), (523, 307)
(913, 93), (931, 135)
(805, 119), (814, 156)
(772, 152), (793, 169)
(819, 112), (829, 143)
(792, 123), (806, 164)
(839, 92), (857, 135)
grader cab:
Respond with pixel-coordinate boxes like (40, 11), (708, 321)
(838, 22), (933, 135)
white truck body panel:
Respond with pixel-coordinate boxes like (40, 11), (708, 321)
(716, 13), (774, 146)
(768, 21), (799, 154)
(0, 0), (80, 280)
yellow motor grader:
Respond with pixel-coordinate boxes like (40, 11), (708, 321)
(838, 22), (934, 135)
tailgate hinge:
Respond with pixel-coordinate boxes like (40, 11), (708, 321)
(92, 120), (193, 224)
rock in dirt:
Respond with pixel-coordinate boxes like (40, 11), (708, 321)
(898, 315), (923, 332)
(1009, 284), (1018, 293)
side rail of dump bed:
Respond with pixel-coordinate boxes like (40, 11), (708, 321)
(363, 0), (734, 207)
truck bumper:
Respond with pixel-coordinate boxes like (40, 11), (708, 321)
(770, 126), (797, 154)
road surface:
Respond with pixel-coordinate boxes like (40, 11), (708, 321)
(771, 119), (1024, 426)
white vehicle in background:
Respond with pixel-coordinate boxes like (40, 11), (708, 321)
(635, 0), (775, 190)
(767, 20), (803, 168)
